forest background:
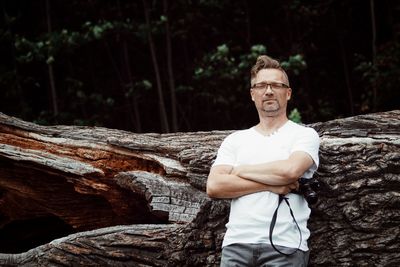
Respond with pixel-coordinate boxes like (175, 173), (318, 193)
(1, 0), (399, 133)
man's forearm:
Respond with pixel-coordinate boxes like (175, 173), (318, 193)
(206, 172), (297, 199)
(232, 151), (314, 186)
(232, 160), (293, 185)
(207, 173), (272, 198)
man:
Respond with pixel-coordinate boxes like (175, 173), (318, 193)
(207, 55), (320, 267)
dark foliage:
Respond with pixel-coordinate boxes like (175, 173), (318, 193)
(0, 0), (399, 132)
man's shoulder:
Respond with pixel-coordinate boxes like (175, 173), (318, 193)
(286, 121), (319, 136)
(225, 127), (254, 139)
(221, 127), (255, 145)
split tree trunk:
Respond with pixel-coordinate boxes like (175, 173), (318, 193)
(0, 110), (399, 266)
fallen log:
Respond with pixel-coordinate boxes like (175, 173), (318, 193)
(0, 110), (399, 266)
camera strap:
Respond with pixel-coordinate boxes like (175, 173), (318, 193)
(269, 194), (302, 256)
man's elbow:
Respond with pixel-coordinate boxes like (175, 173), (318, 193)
(206, 187), (216, 198)
(284, 153), (314, 183)
(206, 180), (220, 198)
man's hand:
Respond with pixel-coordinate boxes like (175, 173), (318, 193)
(268, 181), (299, 195)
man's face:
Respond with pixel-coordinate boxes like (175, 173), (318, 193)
(250, 68), (292, 117)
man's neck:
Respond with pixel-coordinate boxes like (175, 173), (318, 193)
(255, 115), (289, 136)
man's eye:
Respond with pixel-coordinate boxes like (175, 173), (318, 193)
(271, 83), (283, 87)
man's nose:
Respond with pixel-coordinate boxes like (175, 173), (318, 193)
(264, 85), (274, 94)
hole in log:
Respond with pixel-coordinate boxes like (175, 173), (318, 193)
(0, 215), (74, 253)
(0, 159), (170, 253)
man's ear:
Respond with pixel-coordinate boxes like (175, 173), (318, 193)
(250, 89), (255, 101)
(287, 88), (292, 100)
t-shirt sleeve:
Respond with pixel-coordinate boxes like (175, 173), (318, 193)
(290, 127), (320, 178)
(212, 133), (237, 167)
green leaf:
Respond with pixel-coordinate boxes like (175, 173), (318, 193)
(250, 44), (267, 55)
(93, 25), (103, 39)
(289, 108), (302, 123)
(160, 15), (168, 22)
(46, 56), (55, 64)
(217, 44), (229, 55)
(142, 80), (152, 89)
(76, 90), (86, 99)
(194, 67), (204, 76)
(106, 97), (115, 106)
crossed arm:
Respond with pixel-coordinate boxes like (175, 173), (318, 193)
(206, 151), (314, 199)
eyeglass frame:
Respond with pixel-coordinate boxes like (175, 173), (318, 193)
(251, 81), (290, 92)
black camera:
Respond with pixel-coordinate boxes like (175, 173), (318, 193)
(293, 178), (320, 205)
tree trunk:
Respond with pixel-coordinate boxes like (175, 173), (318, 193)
(103, 40), (138, 132)
(118, 0), (142, 133)
(163, 0), (178, 132)
(333, 9), (354, 115)
(0, 110), (399, 266)
(370, 0), (378, 111)
(143, 0), (170, 133)
(45, 0), (58, 118)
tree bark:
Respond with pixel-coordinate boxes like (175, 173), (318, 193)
(0, 110), (399, 266)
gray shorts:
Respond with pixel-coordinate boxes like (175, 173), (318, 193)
(220, 243), (309, 267)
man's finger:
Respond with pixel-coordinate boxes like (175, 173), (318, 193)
(295, 181), (300, 190)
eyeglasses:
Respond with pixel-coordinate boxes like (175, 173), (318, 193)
(251, 82), (289, 92)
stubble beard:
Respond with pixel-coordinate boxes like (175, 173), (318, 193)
(261, 100), (281, 117)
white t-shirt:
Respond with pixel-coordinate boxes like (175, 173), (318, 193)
(212, 120), (320, 251)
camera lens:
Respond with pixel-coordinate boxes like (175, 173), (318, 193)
(305, 191), (318, 205)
